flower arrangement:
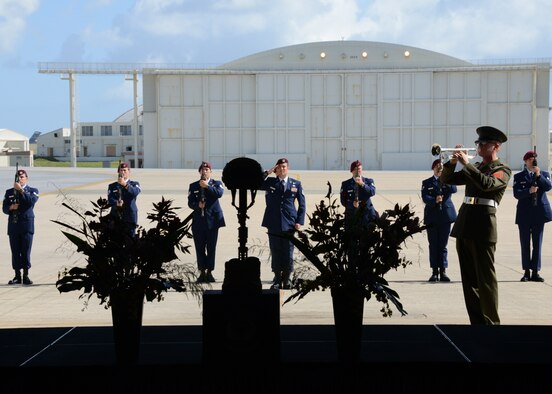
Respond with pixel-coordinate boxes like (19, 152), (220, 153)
(284, 183), (426, 317)
(54, 197), (202, 307)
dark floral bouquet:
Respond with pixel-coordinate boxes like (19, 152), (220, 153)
(284, 183), (426, 317)
(54, 197), (202, 307)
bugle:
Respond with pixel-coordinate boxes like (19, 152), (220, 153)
(431, 143), (477, 161)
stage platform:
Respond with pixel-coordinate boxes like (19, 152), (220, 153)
(1, 324), (550, 393)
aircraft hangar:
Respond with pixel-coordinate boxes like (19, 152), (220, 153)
(142, 40), (550, 171)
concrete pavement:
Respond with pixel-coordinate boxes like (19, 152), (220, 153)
(0, 166), (551, 328)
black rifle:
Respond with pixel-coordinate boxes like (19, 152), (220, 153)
(116, 160), (124, 219)
(12, 162), (20, 223)
(531, 146), (538, 207)
(199, 174), (207, 217)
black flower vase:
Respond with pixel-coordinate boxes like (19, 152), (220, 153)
(331, 287), (364, 363)
(110, 290), (145, 365)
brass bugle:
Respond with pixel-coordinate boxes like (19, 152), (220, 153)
(431, 143), (477, 160)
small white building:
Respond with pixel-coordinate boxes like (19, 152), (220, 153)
(36, 107), (144, 167)
(0, 129), (32, 167)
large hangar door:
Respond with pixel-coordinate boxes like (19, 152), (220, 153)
(344, 74), (379, 170)
(310, 74), (343, 170)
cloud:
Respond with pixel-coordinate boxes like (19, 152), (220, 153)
(0, 0), (39, 54)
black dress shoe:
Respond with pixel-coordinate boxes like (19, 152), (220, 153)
(196, 271), (206, 283)
(530, 273), (545, 282)
(439, 272), (451, 282)
(428, 274), (439, 282)
(8, 276), (22, 285)
(206, 271), (216, 283)
(22, 276), (33, 285)
(520, 274), (530, 282)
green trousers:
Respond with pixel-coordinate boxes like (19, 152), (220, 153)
(456, 238), (500, 325)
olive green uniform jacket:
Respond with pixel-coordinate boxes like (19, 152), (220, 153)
(440, 159), (511, 243)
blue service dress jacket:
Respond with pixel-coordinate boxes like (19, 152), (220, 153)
(421, 176), (457, 225)
(513, 169), (552, 226)
(187, 179), (226, 230)
(340, 176), (377, 225)
(107, 179), (141, 225)
(2, 185), (39, 235)
(261, 177), (306, 232)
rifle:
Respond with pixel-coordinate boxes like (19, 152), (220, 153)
(116, 160), (124, 218)
(199, 174), (207, 217)
(531, 145), (538, 207)
(12, 162), (20, 223)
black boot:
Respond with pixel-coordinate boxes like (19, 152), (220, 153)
(206, 269), (216, 283)
(281, 271), (292, 289)
(520, 269), (530, 282)
(8, 270), (22, 285)
(428, 268), (439, 282)
(439, 268), (451, 282)
(22, 269), (33, 285)
(531, 270), (544, 282)
(196, 269), (206, 283)
(270, 272), (281, 290)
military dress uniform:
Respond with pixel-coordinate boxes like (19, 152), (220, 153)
(513, 167), (552, 279)
(2, 179), (39, 285)
(261, 173), (305, 287)
(421, 175), (457, 280)
(440, 126), (511, 325)
(188, 177), (225, 280)
(107, 178), (141, 234)
(340, 176), (377, 226)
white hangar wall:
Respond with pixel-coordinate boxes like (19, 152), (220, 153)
(142, 43), (549, 171)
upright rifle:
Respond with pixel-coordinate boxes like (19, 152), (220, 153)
(199, 174), (207, 217)
(12, 162), (20, 223)
(531, 145), (538, 207)
(117, 160), (124, 218)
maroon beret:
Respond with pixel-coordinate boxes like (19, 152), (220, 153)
(523, 151), (537, 161)
(118, 162), (129, 171)
(275, 158), (288, 165)
(198, 161), (212, 171)
(17, 169), (27, 177)
(431, 159), (442, 170)
(350, 160), (362, 172)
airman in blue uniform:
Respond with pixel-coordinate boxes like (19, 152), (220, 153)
(107, 162), (141, 235)
(421, 159), (457, 282)
(513, 150), (552, 282)
(3, 169), (39, 285)
(340, 160), (377, 227)
(188, 161), (225, 283)
(440, 126), (511, 325)
(261, 158), (306, 289)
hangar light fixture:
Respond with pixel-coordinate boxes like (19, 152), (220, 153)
(320, 51), (326, 59)
(361, 51), (368, 59)
(404, 50), (411, 58)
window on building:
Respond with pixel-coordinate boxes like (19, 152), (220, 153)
(139, 125), (143, 136)
(82, 126), (93, 136)
(101, 125), (112, 136)
(126, 146), (133, 152)
(120, 125), (132, 136)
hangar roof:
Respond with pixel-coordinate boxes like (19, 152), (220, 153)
(220, 40), (472, 71)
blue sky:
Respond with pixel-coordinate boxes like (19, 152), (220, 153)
(1, 0), (551, 137)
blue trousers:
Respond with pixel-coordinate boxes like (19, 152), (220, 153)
(518, 222), (545, 271)
(192, 227), (219, 271)
(9, 232), (33, 270)
(268, 233), (294, 273)
(427, 222), (451, 269)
